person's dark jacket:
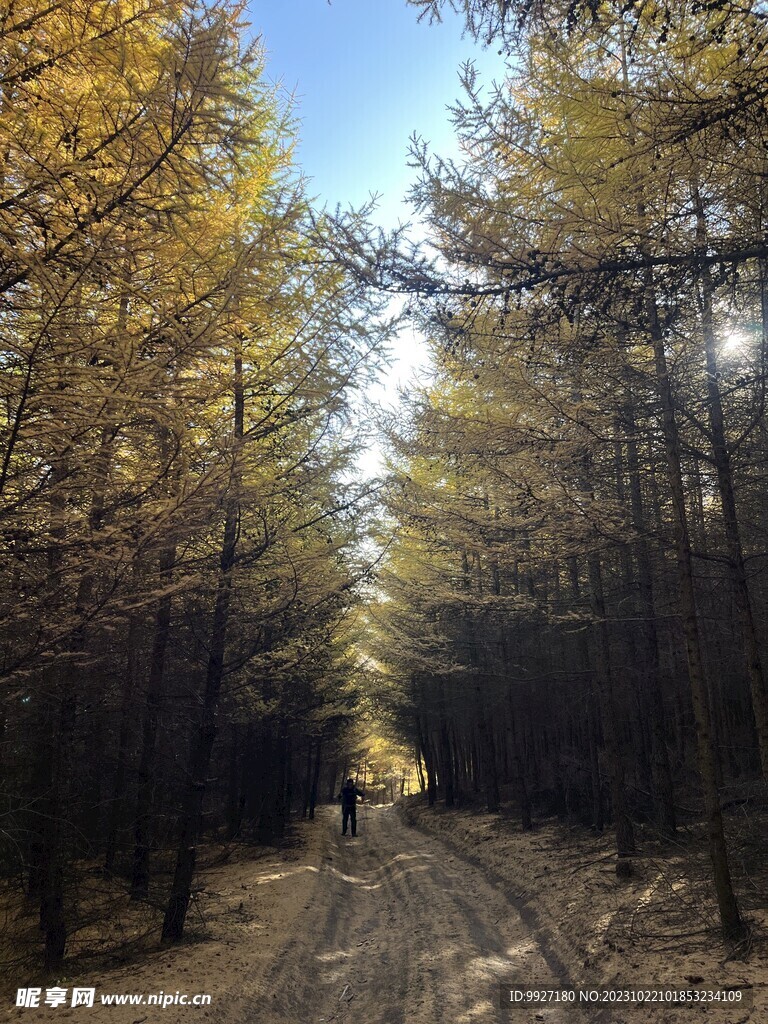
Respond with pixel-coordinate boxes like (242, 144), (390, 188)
(338, 783), (364, 808)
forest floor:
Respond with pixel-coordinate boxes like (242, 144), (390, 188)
(3, 801), (765, 1023)
(401, 798), (766, 1024)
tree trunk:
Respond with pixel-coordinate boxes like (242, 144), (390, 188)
(302, 737), (313, 819)
(621, 375), (677, 836)
(226, 724), (242, 840)
(643, 273), (745, 940)
(695, 192), (768, 779)
(415, 746), (426, 794)
(326, 761), (338, 804)
(587, 552), (635, 874)
(161, 348), (243, 943)
(131, 540), (176, 900)
(417, 716), (437, 806)
(309, 736), (322, 820)
(105, 613), (140, 875)
(438, 681), (455, 807)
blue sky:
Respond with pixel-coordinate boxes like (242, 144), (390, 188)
(247, 0), (504, 229)
(245, 2), (506, 474)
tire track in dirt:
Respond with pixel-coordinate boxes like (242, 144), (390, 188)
(253, 804), (589, 1024)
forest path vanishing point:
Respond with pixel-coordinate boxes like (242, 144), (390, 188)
(257, 804), (578, 1024)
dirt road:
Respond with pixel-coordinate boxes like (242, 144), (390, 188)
(6, 804), (759, 1024)
(256, 804), (577, 1024)
(4, 806), (586, 1024)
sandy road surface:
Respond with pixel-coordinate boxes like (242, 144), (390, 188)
(5, 805), (585, 1024)
(5, 806), (758, 1024)
(256, 804), (580, 1024)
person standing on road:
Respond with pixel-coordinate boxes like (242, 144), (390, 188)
(338, 778), (365, 836)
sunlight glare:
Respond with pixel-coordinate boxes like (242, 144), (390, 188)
(722, 330), (747, 353)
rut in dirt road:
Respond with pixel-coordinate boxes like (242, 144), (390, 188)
(256, 805), (583, 1024)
